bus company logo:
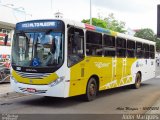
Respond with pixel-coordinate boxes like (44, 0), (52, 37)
(16, 67), (21, 71)
(136, 62), (143, 67)
(29, 80), (33, 84)
(151, 61), (154, 65)
(94, 62), (110, 69)
(26, 69), (37, 72)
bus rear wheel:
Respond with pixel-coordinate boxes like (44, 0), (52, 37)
(85, 77), (98, 101)
(133, 73), (141, 89)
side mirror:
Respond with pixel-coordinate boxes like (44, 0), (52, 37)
(4, 35), (8, 46)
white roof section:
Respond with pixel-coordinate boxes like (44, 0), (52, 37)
(62, 18), (85, 29)
(61, 19), (156, 45)
(16, 18), (156, 46)
(117, 33), (155, 45)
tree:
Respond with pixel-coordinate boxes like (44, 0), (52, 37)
(134, 28), (155, 41)
(104, 13), (126, 33)
(82, 18), (107, 28)
(155, 38), (160, 51)
(81, 13), (126, 33)
(134, 28), (160, 51)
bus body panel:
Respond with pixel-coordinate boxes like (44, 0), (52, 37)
(11, 78), (66, 97)
(11, 19), (156, 98)
(69, 57), (138, 97)
(11, 63), (71, 97)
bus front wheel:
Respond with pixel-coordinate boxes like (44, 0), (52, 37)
(133, 73), (141, 89)
(85, 77), (98, 101)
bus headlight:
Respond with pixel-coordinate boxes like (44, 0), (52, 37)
(49, 76), (65, 87)
(10, 76), (18, 83)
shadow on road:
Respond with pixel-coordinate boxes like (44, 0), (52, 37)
(97, 83), (150, 98)
(19, 83), (151, 108)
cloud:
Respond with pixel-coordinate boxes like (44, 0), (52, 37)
(92, 0), (157, 13)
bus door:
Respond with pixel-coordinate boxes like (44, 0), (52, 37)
(67, 27), (86, 96)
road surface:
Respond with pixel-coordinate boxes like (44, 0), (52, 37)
(0, 71), (160, 114)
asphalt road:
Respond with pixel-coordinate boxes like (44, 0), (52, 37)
(0, 68), (160, 114)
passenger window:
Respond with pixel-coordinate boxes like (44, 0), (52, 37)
(127, 40), (135, 58)
(67, 27), (84, 67)
(143, 44), (149, 59)
(103, 34), (115, 57)
(136, 42), (143, 58)
(116, 37), (126, 57)
(86, 31), (102, 56)
(150, 45), (155, 59)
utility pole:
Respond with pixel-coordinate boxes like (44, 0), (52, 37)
(157, 5), (160, 37)
(51, 0), (53, 15)
(90, 0), (92, 25)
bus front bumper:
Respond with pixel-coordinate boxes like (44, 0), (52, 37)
(10, 77), (69, 98)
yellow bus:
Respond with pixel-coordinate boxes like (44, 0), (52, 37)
(10, 19), (156, 101)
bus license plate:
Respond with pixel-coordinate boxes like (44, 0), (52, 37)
(27, 88), (36, 93)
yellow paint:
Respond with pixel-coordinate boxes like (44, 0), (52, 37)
(69, 56), (137, 97)
(111, 31), (117, 36)
(12, 70), (58, 85)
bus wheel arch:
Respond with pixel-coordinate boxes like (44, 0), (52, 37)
(89, 75), (99, 91)
(133, 71), (142, 89)
(85, 75), (99, 101)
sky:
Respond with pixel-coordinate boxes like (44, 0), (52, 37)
(0, 0), (159, 32)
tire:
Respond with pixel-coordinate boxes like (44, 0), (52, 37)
(85, 77), (98, 101)
(133, 72), (141, 89)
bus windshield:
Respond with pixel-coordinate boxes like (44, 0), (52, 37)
(12, 31), (64, 68)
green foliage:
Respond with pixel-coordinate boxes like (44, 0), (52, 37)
(134, 28), (160, 51)
(134, 28), (155, 41)
(82, 18), (107, 28)
(155, 38), (160, 51)
(104, 13), (126, 33)
(81, 13), (126, 33)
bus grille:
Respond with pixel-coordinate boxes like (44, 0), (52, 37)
(16, 71), (51, 79)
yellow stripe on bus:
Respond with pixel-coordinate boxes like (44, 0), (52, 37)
(69, 57), (137, 97)
(12, 70), (59, 85)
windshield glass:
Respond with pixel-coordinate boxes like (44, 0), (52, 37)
(12, 31), (64, 68)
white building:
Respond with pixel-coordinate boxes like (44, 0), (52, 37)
(54, 11), (63, 18)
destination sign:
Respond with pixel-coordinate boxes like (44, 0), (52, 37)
(21, 22), (56, 28)
(15, 20), (62, 31)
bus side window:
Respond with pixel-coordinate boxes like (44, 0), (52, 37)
(116, 37), (126, 57)
(67, 27), (84, 67)
(143, 44), (149, 59)
(136, 42), (143, 58)
(127, 40), (135, 58)
(86, 31), (102, 56)
(103, 34), (116, 57)
(150, 45), (155, 59)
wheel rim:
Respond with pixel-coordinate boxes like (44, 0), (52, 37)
(89, 83), (96, 96)
(136, 75), (141, 88)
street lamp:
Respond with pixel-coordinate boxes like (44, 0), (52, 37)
(0, 3), (14, 8)
(14, 7), (32, 20)
(0, 2), (32, 21)
(51, 0), (53, 12)
(90, 0), (92, 25)
(14, 7), (25, 11)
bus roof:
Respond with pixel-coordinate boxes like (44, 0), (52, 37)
(63, 19), (155, 45)
(16, 18), (156, 45)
